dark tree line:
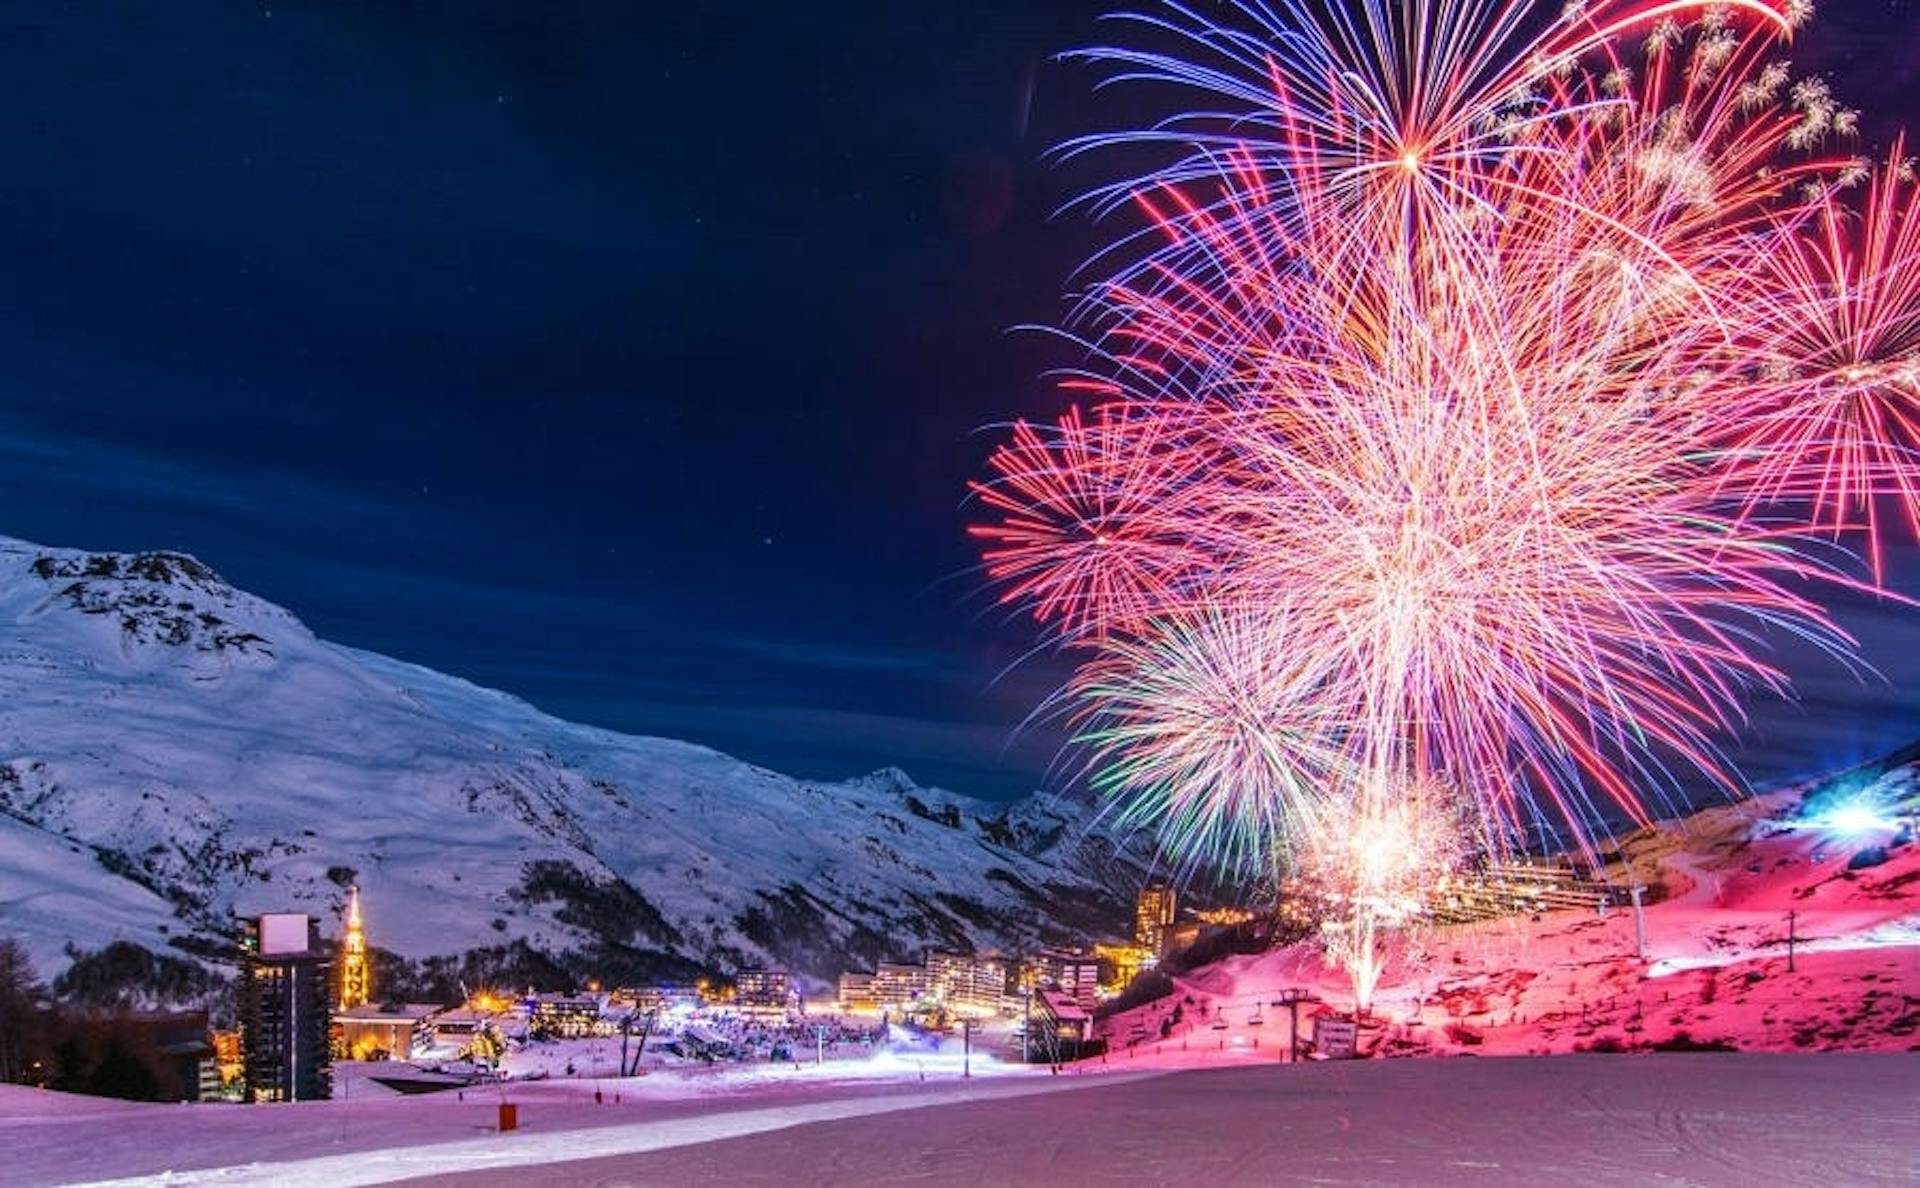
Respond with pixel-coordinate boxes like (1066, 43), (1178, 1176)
(0, 938), (194, 1100)
(0, 938), (46, 1085)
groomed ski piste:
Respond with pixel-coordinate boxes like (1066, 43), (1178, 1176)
(9, 1049), (1916, 1186)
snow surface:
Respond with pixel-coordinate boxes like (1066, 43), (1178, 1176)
(8, 1054), (1913, 1186)
(3, 1052), (1124, 1187)
(0, 537), (1141, 980)
(427, 1053), (1920, 1188)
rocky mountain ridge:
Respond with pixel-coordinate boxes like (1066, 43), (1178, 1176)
(0, 537), (1147, 990)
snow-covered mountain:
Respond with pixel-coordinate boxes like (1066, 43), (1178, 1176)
(0, 537), (1145, 987)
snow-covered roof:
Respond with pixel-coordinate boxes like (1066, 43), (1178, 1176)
(1037, 990), (1090, 1022)
(337, 1003), (444, 1024)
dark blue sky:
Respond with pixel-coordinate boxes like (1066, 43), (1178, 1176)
(0, 0), (1912, 801)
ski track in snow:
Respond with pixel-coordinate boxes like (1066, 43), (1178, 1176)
(15, 1071), (1150, 1187)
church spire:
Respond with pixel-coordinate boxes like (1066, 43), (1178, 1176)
(339, 884), (370, 1010)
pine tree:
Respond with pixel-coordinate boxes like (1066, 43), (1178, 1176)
(85, 1036), (160, 1102)
(0, 938), (48, 1083)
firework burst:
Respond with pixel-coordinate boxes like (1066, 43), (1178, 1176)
(1740, 143), (1920, 573)
(970, 0), (1920, 1004)
(1070, 608), (1356, 878)
(1301, 781), (1469, 1012)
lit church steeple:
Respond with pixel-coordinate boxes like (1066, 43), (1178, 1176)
(339, 885), (370, 1010)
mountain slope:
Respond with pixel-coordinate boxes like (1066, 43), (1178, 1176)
(0, 538), (1143, 986)
(1098, 744), (1920, 1059)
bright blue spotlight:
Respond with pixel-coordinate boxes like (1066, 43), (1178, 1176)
(1822, 801), (1897, 838)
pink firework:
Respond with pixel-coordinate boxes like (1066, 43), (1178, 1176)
(968, 404), (1216, 642)
(971, 0), (1920, 882)
(1740, 142), (1920, 575)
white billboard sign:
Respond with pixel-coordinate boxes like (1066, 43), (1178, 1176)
(259, 913), (311, 956)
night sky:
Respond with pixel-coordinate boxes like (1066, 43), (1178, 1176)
(0, 1), (1914, 802)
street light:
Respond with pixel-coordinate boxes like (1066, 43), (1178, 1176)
(1021, 985), (1031, 1064)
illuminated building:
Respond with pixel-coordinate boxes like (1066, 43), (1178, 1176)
(1023, 949), (1100, 1009)
(873, 961), (933, 1012)
(527, 993), (602, 1039)
(735, 969), (794, 1017)
(1273, 859), (1612, 930)
(926, 951), (1007, 1013)
(841, 952), (1009, 1016)
(1272, 879), (1319, 930)
(211, 1028), (244, 1095)
(429, 1001), (516, 1062)
(610, 985), (701, 1013)
(836, 971), (877, 1013)
(335, 1003), (442, 1061)
(1193, 906), (1256, 926)
(337, 885), (370, 1011)
(1425, 860), (1612, 924)
(1134, 881), (1178, 955)
(238, 913), (332, 1102)
(1093, 943), (1154, 992)
(431, 1006), (489, 1046)
(1029, 989), (1092, 1061)
(1163, 920), (1206, 952)
(925, 951), (966, 996)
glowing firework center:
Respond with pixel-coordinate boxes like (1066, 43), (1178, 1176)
(971, 0), (1920, 1011)
(1303, 788), (1467, 1012)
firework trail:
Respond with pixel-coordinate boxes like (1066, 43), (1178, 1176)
(970, 0), (1920, 944)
